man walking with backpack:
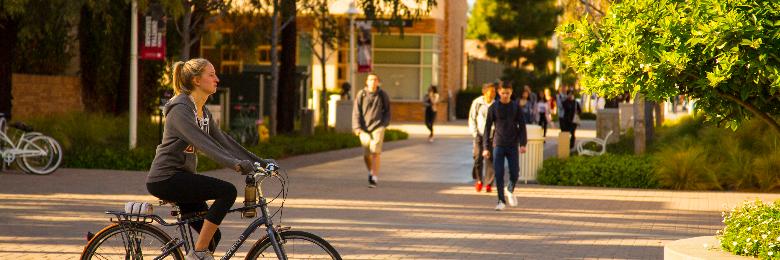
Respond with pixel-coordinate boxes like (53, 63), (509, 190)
(483, 82), (528, 211)
(353, 73), (391, 188)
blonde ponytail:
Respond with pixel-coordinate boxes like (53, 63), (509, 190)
(172, 61), (186, 95)
(170, 58), (211, 96)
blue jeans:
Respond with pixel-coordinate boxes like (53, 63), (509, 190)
(493, 146), (519, 203)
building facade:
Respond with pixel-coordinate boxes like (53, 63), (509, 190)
(200, 0), (468, 123)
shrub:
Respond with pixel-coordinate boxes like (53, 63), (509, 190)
(654, 138), (721, 190)
(719, 200), (780, 259)
(580, 112), (597, 120)
(537, 154), (658, 189)
(13, 113), (409, 171)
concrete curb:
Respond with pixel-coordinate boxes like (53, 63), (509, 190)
(664, 236), (750, 260)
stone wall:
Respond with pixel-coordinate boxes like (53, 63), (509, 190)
(11, 74), (84, 119)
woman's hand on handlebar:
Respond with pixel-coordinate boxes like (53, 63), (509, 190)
(236, 160), (255, 174)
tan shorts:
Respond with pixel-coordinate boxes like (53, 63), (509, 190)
(359, 127), (386, 155)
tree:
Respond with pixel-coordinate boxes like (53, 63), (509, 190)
(466, 0), (498, 40)
(300, 0), (345, 128)
(0, 0), (80, 119)
(277, 0), (298, 134)
(470, 0), (561, 91)
(560, 0), (780, 134)
(169, 0), (226, 60)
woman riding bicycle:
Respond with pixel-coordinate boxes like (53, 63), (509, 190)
(146, 58), (262, 260)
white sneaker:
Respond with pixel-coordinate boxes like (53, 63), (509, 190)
(505, 187), (517, 207)
(186, 250), (215, 260)
(495, 202), (506, 211)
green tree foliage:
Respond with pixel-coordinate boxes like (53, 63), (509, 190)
(466, 0), (497, 39)
(560, 0), (780, 133)
(79, 0), (131, 114)
(470, 0), (561, 91)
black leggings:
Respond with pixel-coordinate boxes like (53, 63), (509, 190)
(425, 107), (436, 137)
(147, 172), (237, 250)
(538, 113), (548, 137)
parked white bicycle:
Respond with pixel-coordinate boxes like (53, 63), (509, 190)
(0, 115), (63, 175)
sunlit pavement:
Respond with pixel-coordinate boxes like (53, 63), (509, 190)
(1, 121), (777, 259)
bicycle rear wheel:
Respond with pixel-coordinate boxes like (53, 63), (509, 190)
(21, 135), (62, 175)
(245, 230), (341, 260)
(81, 223), (184, 260)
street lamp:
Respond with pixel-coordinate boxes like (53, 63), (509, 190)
(347, 1), (359, 99)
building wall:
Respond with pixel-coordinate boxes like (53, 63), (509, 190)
(11, 74), (84, 119)
(442, 0), (468, 120)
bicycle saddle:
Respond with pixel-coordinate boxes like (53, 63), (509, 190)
(10, 122), (34, 132)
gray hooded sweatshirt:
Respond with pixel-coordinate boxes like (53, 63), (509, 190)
(146, 94), (261, 183)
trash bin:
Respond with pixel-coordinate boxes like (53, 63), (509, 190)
(300, 108), (314, 136)
(520, 124), (544, 184)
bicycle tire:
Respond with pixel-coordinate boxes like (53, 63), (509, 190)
(245, 230), (341, 260)
(22, 135), (62, 175)
(81, 222), (185, 260)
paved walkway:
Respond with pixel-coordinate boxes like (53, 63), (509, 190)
(1, 121), (778, 259)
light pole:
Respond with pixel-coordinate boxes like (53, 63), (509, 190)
(129, 0), (138, 149)
(347, 1), (359, 99)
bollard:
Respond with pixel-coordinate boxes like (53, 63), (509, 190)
(520, 125), (544, 184)
(558, 131), (571, 159)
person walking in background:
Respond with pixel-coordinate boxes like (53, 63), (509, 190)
(562, 91), (582, 149)
(556, 86), (568, 123)
(424, 85), (440, 143)
(353, 73), (391, 188)
(483, 81), (528, 211)
(519, 87), (534, 124)
(536, 91), (553, 137)
(523, 85), (538, 124)
(340, 82), (351, 100)
(468, 83), (496, 193)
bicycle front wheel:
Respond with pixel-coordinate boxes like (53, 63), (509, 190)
(246, 230), (341, 260)
(81, 223), (184, 260)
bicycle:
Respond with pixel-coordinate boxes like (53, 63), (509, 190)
(0, 115), (63, 175)
(80, 161), (342, 260)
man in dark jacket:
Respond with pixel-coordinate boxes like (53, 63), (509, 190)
(352, 73), (391, 188)
(483, 81), (528, 211)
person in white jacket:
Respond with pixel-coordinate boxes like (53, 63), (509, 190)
(468, 83), (496, 193)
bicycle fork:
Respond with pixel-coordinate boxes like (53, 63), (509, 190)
(260, 198), (288, 260)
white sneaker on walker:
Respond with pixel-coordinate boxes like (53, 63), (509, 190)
(505, 187), (517, 207)
(495, 201), (506, 211)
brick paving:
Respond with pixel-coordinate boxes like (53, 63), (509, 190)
(0, 122), (778, 259)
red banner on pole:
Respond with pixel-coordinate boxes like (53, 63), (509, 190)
(356, 21), (372, 73)
(141, 3), (166, 60)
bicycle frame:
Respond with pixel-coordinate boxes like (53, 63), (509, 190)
(0, 130), (49, 164)
(108, 197), (288, 260)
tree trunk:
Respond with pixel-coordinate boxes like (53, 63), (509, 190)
(114, 6), (132, 115)
(269, 0), (280, 136)
(633, 93), (647, 154)
(716, 91), (780, 135)
(179, 1), (193, 60)
(320, 42), (328, 128)
(645, 100), (655, 145)
(0, 16), (19, 120)
(277, 0), (297, 134)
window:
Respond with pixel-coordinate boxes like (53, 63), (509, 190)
(371, 34), (439, 101)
